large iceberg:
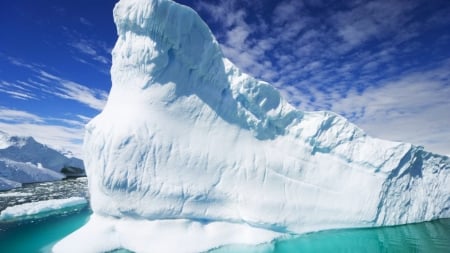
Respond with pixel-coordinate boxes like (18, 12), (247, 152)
(55, 0), (450, 252)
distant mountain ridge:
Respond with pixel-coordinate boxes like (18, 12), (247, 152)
(0, 131), (84, 191)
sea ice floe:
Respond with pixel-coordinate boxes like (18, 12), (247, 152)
(0, 197), (87, 222)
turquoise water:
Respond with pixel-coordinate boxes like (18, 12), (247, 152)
(0, 209), (91, 253)
(213, 219), (450, 253)
(0, 211), (449, 253)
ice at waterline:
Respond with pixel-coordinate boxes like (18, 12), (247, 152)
(54, 0), (450, 252)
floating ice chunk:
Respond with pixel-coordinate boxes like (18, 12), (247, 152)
(0, 192), (32, 198)
(0, 197), (87, 222)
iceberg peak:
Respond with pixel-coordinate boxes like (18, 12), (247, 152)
(56, 0), (450, 252)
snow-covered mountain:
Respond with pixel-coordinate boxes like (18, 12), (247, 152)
(55, 0), (450, 252)
(0, 131), (84, 190)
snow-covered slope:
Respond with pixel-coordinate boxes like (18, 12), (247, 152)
(0, 131), (84, 190)
(56, 0), (450, 252)
(0, 131), (83, 172)
(0, 177), (21, 191)
(0, 158), (65, 190)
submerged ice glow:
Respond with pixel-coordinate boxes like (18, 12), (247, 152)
(55, 0), (450, 252)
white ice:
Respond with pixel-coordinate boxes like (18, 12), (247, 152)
(0, 197), (87, 222)
(55, 0), (450, 252)
(0, 192), (32, 197)
(53, 214), (281, 253)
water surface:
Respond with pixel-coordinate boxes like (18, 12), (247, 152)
(1, 210), (449, 253)
(0, 208), (91, 253)
(213, 218), (450, 253)
(1, 179), (449, 252)
(0, 177), (88, 212)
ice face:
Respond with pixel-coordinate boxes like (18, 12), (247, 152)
(56, 0), (450, 252)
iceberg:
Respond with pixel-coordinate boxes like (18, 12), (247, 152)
(55, 0), (450, 252)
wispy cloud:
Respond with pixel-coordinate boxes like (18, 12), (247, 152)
(57, 80), (107, 111)
(69, 39), (111, 65)
(38, 70), (107, 111)
(196, 0), (281, 82)
(330, 66), (450, 155)
(0, 108), (85, 157)
(61, 22), (113, 73)
(6, 56), (47, 70)
(2, 56), (108, 111)
(330, 0), (419, 50)
(0, 121), (84, 157)
(279, 64), (450, 156)
(0, 55), (107, 155)
(79, 17), (93, 26)
(0, 81), (38, 100)
(191, 0), (450, 155)
(0, 107), (44, 123)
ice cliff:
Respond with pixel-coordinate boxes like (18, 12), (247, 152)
(55, 0), (450, 252)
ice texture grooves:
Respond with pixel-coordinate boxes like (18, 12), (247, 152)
(55, 0), (450, 252)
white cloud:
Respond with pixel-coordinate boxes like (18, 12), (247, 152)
(0, 107), (44, 123)
(0, 108), (85, 157)
(192, 0), (449, 155)
(0, 60), (106, 156)
(0, 121), (84, 158)
(272, 0), (303, 26)
(0, 81), (38, 100)
(55, 80), (108, 111)
(69, 38), (111, 66)
(34, 70), (108, 111)
(2, 55), (108, 110)
(330, 0), (420, 51)
(76, 114), (92, 123)
(287, 65), (450, 156)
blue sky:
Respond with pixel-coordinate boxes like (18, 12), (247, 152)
(1, 0), (449, 157)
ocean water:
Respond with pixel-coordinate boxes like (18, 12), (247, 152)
(0, 209), (449, 253)
(0, 208), (91, 253)
(213, 219), (450, 253)
(0, 177), (88, 211)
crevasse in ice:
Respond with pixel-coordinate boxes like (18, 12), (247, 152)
(54, 0), (450, 252)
